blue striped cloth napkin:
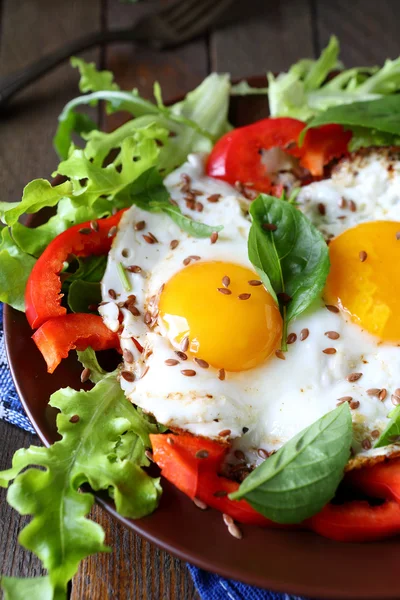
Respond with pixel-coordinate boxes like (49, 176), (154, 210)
(0, 302), (305, 600)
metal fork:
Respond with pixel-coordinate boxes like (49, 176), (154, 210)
(0, 0), (233, 109)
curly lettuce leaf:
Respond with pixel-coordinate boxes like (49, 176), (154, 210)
(0, 227), (36, 311)
(0, 180), (72, 226)
(71, 57), (120, 93)
(0, 373), (161, 599)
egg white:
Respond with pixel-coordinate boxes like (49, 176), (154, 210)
(100, 149), (400, 468)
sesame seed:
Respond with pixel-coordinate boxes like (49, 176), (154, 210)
(222, 275), (230, 287)
(145, 450), (154, 462)
(170, 239), (179, 250)
(196, 450), (209, 459)
(143, 234), (156, 244)
(218, 368), (226, 381)
(379, 388), (387, 401)
(141, 366), (150, 379)
(262, 223), (277, 232)
(207, 193), (221, 203)
(362, 438), (372, 450)
(248, 280), (262, 286)
(325, 304), (339, 313)
(121, 371), (135, 382)
(134, 221), (145, 231)
(193, 497), (207, 510)
(287, 333), (297, 344)
(359, 250), (368, 262)
(183, 255), (201, 266)
(69, 414), (80, 423)
(123, 349), (134, 364)
(175, 351), (188, 361)
(218, 287), (232, 295)
(90, 220), (99, 232)
(275, 350), (286, 360)
(337, 396), (352, 405)
(108, 225), (117, 237)
(181, 369), (196, 377)
(180, 336), (189, 352)
(108, 289), (117, 300)
(194, 358), (209, 369)
(78, 227), (92, 235)
(392, 393), (400, 406)
(234, 450), (245, 461)
(144, 311), (152, 325)
(349, 400), (360, 410)
(325, 331), (340, 340)
(317, 203), (326, 216)
(367, 388), (381, 397)
(80, 367), (91, 383)
(257, 448), (269, 459)
(346, 372), (363, 382)
(218, 429), (231, 437)
(300, 328), (309, 341)
(210, 231), (219, 244)
(371, 430), (380, 439)
(228, 523), (243, 540)
(349, 200), (357, 212)
(165, 359), (179, 366)
(323, 348), (337, 354)
(127, 265), (142, 273)
(223, 513), (234, 527)
(238, 293), (251, 300)
(214, 490), (228, 497)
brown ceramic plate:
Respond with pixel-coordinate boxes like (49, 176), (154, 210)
(4, 77), (400, 600)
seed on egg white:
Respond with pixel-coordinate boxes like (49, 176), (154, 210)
(349, 200), (357, 212)
(300, 328), (309, 341)
(218, 368), (226, 381)
(337, 396), (352, 405)
(392, 392), (400, 406)
(194, 358), (209, 369)
(287, 333), (297, 344)
(123, 349), (134, 364)
(127, 265), (142, 273)
(371, 429), (380, 439)
(367, 388), (381, 397)
(141, 366), (150, 379)
(210, 231), (218, 244)
(121, 371), (135, 382)
(170, 239), (179, 250)
(181, 369), (196, 377)
(349, 400), (360, 410)
(323, 348), (337, 354)
(143, 233), (156, 244)
(218, 429), (231, 437)
(144, 311), (152, 325)
(325, 331), (340, 340)
(257, 448), (269, 459)
(108, 288), (117, 299)
(325, 304), (339, 313)
(165, 359), (179, 366)
(175, 351), (188, 361)
(346, 372), (363, 382)
(379, 388), (388, 401)
(362, 438), (372, 450)
(317, 203), (326, 216)
(134, 220), (145, 231)
(207, 193), (221, 203)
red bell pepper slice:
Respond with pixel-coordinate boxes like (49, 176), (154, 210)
(206, 117), (351, 193)
(308, 500), (400, 542)
(346, 458), (400, 503)
(25, 210), (126, 329)
(32, 313), (120, 373)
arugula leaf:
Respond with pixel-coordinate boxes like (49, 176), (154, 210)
(248, 194), (330, 349)
(124, 167), (223, 238)
(67, 280), (102, 313)
(0, 374), (161, 599)
(230, 403), (352, 523)
(374, 405), (400, 448)
(0, 228), (36, 311)
(76, 347), (108, 384)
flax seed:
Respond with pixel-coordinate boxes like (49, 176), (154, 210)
(367, 388), (381, 397)
(362, 438), (372, 450)
(170, 239), (179, 250)
(248, 280), (262, 286)
(167, 437), (175, 446)
(346, 373), (363, 382)
(123, 349), (134, 364)
(127, 304), (140, 317)
(194, 358), (209, 369)
(379, 388), (387, 401)
(218, 287), (232, 295)
(275, 350), (286, 360)
(90, 220), (99, 232)
(323, 348), (337, 354)
(214, 490), (228, 497)
(228, 523), (243, 539)
(359, 250), (368, 262)
(144, 311), (152, 325)
(339, 197), (347, 209)
(193, 497), (207, 510)
(196, 450), (209, 459)
(134, 221), (145, 231)
(183, 255), (200, 266)
(300, 328), (309, 341)
(218, 429), (231, 437)
(127, 265), (142, 273)
(175, 351), (187, 361)
(143, 234), (155, 244)
(218, 368), (226, 381)
(145, 450), (154, 462)
(234, 450), (246, 461)
(287, 333), (297, 344)
(262, 223), (277, 231)
(325, 304), (339, 313)
(207, 193), (221, 203)
(196, 201), (204, 212)
(223, 513), (234, 527)
(371, 429), (380, 439)
(278, 292), (292, 304)
(392, 392), (400, 406)
(349, 200), (357, 212)
(337, 396), (352, 405)
(165, 359), (179, 366)
(350, 400), (360, 410)
(79, 227), (92, 235)
(210, 231), (218, 244)
(222, 275), (231, 288)
(69, 414), (80, 423)
(257, 448), (269, 459)
(181, 369), (196, 377)
(108, 225), (117, 237)
(325, 331), (340, 340)
(108, 289), (117, 300)
(121, 371), (135, 382)
(80, 367), (91, 383)
(239, 293), (251, 300)
(317, 203), (326, 216)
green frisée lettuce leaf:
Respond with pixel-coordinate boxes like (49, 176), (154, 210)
(0, 373), (161, 600)
(76, 347), (108, 384)
(268, 35), (400, 123)
(1, 576), (53, 600)
(230, 403), (353, 523)
(248, 194), (330, 350)
(348, 126), (400, 152)
(0, 227), (36, 311)
(374, 405), (400, 448)
(71, 57), (120, 94)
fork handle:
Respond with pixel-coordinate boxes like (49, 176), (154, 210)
(0, 29), (136, 109)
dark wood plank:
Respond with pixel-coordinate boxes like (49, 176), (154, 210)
(315, 0), (400, 65)
(0, 0), (101, 204)
(210, 0), (315, 75)
(0, 422), (43, 579)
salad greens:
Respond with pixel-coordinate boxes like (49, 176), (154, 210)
(374, 404), (400, 449)
(230, 403), (352, 523)
(0, 373), (161, 599)
(248, 194), (330, 350)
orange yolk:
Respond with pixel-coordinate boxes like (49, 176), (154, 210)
(325, 221), (400, 343)
(158, 261), (282, 371)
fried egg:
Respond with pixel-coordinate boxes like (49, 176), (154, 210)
(100, 149), (400, 470)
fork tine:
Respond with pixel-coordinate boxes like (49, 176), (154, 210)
(173, 0), (234, 37)
(161, 0), (205, 22)
(170, 0), (217, 32)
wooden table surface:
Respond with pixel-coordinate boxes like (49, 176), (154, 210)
(1, 0), (400, 598)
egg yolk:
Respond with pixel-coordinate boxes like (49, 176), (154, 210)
(325, 221), (400, 342)
(158, 261), (282, 371)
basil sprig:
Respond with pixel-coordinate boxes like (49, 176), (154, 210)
(374, 404), (400, 448)
(230, 403), (353, 523)
(248, 194), (330, 349)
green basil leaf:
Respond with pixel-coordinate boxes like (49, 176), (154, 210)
(230, 403), (352, 523)
(67, 280), (102, 314)
(248, 194), (330, 347)
(66, 255), (107, 284)
(374, 405), (400, 448)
